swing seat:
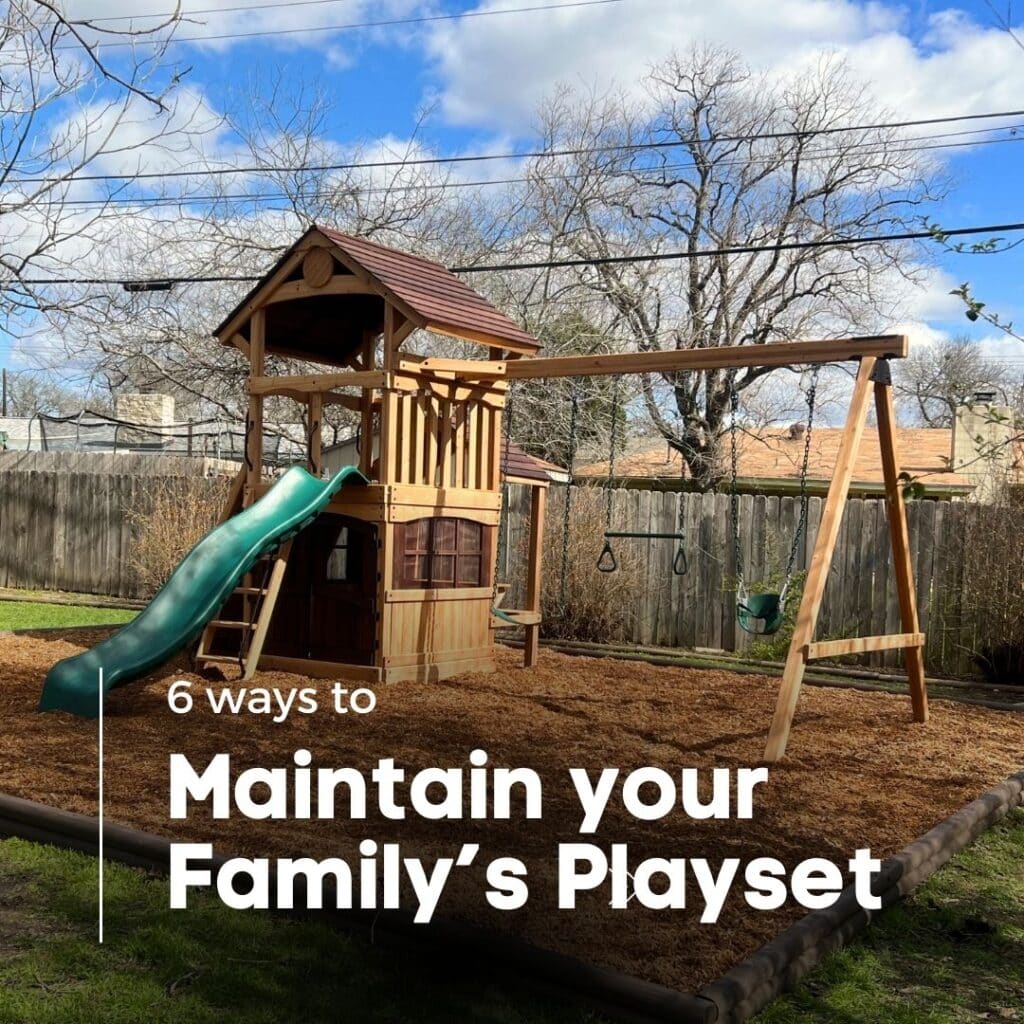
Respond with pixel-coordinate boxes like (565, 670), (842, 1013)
(491, 608), (542, 629)
(737, 593), (785, 636)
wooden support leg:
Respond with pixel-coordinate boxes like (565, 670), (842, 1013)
(764, 357), (877, 762)
(874, 372), (929, 723)
(523, 486), (547, 668)
(243, 540), (292, 681)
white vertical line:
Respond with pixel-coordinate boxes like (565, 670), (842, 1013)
(98, 666), (104, 945)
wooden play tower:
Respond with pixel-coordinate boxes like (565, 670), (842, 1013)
(200, 225), (552, 686)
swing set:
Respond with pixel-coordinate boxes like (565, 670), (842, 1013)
(502, 336), (928, 761)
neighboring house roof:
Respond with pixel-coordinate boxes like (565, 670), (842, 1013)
(575, 426), (986, 494)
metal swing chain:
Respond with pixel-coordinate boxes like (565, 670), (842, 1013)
(559, 382), (581, 606)
(728, 377), (745, 601)
(780, 365), (820, 603)
(605, 377), (621, 532)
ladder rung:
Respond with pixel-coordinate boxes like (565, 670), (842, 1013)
(233, 586), (268, 595)
(199, 653), (242, 664)
(210, 619), (256, 630)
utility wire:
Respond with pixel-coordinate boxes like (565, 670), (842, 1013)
(73, 0), (364, 23)
(60, 0), (628, 49)
(7, 219), (1024, 287)
(9, 107), (1024, 187)
(23, 128), (1024, 210)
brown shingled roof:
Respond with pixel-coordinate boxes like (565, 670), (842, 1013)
(317, 227), (540, 353)
(575, 427), (981, 492)
(501, 440), (567, 484)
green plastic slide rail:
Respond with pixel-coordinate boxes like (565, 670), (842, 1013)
(38, 464), (367, 718)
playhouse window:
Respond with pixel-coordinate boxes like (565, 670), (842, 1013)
(326, 525), (362, 583)
(396, 517), (487, 589)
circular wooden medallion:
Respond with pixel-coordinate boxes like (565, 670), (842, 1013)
(301, 247), (334, 288)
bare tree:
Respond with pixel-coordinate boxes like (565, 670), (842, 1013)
(896, 334), (1015, 426)
(47, 79), (503, 445)
(516, 47), (946, 488)
(0, 1), (203, 337)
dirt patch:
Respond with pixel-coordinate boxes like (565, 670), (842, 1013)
(1, 629), (1021, 992)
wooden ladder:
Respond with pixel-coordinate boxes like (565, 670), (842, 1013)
(196, 540), (292, 680)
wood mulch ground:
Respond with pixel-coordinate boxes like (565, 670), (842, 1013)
(1, 628), (1021, 993)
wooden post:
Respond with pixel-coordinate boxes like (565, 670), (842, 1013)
(523, 485), (547, 667)
(360, 334), (375, 478)
(244, 309), (266, 507)
(307, 392), (323, 477)
(874, 367), (929, 723)
(764, 357), (877, 762)
(379, 305), (399, 484)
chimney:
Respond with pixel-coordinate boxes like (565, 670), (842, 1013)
(951, 393), (1015, 501)
(114, 392), (175, 448)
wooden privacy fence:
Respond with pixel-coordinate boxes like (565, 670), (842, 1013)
(0, 466), (994, 677)
(506, 485), (980, 676)
(0, 469), (230, 599)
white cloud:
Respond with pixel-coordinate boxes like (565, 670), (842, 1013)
(423, 0), (1024, 132)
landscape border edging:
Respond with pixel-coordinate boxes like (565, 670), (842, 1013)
(0, 770), (1020, 1024)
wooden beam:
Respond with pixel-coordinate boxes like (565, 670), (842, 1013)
(215, 243), (313, 342)
(400, 356), (507, 379)
(244, 309), (266, 508)
(504, 335), (908, 380)
(379, 306), (399, 482)
(875, 374), (929, 723)
(227, 332), (250, 357)
(307, 392), (323, 476)
(250, 371), (387, 396)
(425, 320), (540, 355)
(523, 485), (547, 668)
(764, 356), (877, 762)
(806, 632), (925, 660)
(263, 275), (380, 305)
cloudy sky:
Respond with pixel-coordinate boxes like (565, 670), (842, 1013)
(14, 0), (1024, 380)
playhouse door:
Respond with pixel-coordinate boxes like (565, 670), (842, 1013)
(308, 515), (378, 665)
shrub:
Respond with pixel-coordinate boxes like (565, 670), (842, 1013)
(957, 485), (1024, 683)
(538, 485), (648, 643)
(125, 475), (230, 596)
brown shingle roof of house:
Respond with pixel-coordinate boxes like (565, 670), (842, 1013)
(576, 427), (978, 490)
(316, 227), (540, 354)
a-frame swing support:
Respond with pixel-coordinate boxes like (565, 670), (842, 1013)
(764, 356), (928, 760)
(506, 335), (929, 761)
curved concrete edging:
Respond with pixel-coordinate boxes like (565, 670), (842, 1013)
(0, 771), (1021, 1024)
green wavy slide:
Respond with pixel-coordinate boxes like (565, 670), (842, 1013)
(39, 464), (367, 718)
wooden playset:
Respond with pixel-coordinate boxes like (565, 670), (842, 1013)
(198, 225), (928, 760)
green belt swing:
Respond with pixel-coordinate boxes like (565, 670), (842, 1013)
(729, 366), (819, 636)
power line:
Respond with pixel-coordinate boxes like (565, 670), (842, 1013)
(25, 128), (1024, 210)
(7, 219), (1024, 287)
(61, 0), (627, 49)
(10, 107), (1024, 187)
(451, 221), (1024, 273)
(73, 0), (363, 23)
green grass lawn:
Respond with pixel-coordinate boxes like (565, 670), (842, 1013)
(0, 811), (1020, 1023)
(0, 600), (136, 631)
(757, 807), (1024, 1023)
